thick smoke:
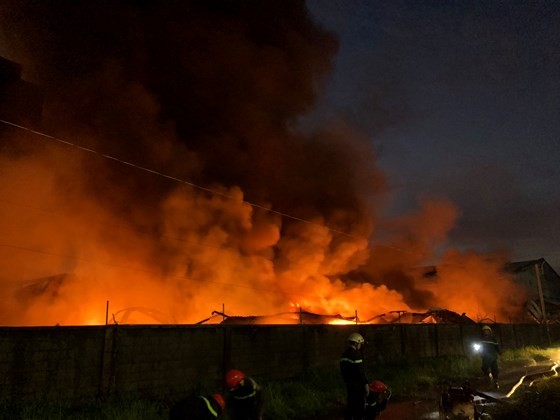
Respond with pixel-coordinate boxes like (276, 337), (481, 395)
(0, 0), (526, 325)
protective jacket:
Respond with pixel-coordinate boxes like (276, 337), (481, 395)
(169, 395), (223, 420)
(340, 346), (369, 420)
(340, 346), (368, 385)
(227, 377), (264, 420)
(480, 334), (501, 361)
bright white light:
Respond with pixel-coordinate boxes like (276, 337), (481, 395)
(473, 343), (481, 352)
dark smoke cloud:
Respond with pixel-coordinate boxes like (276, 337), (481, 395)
(1, 0), (387, 227)
(0, 0), (528, 324)
(0, 0), (395, 324)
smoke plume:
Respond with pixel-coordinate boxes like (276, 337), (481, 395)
(0, 0), (526, 325)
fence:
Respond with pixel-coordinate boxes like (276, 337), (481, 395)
(0, 323), (557, 402)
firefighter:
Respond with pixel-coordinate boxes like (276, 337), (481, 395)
(340, 332), (369, 420)
(169, 393), (225, 420)
(225, 369), (264, 420)
(364, 380), (391, 419)
(479, 325), (501, 389)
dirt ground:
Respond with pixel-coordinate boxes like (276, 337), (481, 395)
(311, 397), (440, 420)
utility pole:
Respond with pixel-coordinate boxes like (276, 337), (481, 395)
(534, 261), (551, 345)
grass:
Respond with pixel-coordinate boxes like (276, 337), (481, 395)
(263, 368), (345, 420)
(2, 345), (559, 420)
(264, 345), (560, 419)
(0, 398), (166, 420)
(484, 345), (560, 420)
(489, 377), (560, 419)
(372, 355), (481, 399)
(264, 354), (482, 419)
(500, 345), (558, 368)
(0, 357), (490, 420)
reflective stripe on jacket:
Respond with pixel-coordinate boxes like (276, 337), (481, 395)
(231, 377), (259, 400)
(340, 346), (368, 384)
(480, 336), (501, 359)
(199, 396), (219, 418)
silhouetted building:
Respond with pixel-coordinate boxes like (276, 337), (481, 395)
(0, 56), (43, 127)
(416, 258), (560, 323)
(506, 258), (560, 322)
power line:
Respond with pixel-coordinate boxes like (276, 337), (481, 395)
(4, 118), (558, 270)
(0, 118), (357, 238)
(0, 198), (273, 258)
(0, 117), (426, 258)
(0, 193), (434, 283)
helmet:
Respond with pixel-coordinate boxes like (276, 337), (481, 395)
(211, 394), (225, 412)
(369, 380), (388, 394)
(225, 369), (246, 390)
(481, 325), (492, 333)
(348, 333), (365, 344)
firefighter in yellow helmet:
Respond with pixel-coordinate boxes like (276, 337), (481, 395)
(479, 325), (501, 389)
(340, 332), (369, 420)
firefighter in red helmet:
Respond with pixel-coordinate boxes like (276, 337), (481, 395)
(225, 369), (264, 420)
(169, 393), (225, 419)
(365, 380), (391, 419)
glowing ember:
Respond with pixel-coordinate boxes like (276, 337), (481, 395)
(328, 319), (357, 325)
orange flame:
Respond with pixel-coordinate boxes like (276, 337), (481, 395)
(0, 138), (527, 326)
(328, 319), (356, 325)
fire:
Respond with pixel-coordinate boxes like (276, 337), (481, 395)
(0, 35), (524, 325)
(328, 319), (357, 325)
(0, 143), (527, 326)
(0, 0), (530, 327)
(85, 316), (105, 326)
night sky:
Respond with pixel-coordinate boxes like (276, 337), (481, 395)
(307, 0), (560, 270)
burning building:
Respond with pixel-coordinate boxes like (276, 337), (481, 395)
(0, 56), (43, 127)
(0, 1), (528, 327)
(195, 307), (476, 325)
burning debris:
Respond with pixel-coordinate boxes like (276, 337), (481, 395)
(391, 308), (476, 325)
(195, 307), (475, 325)
(197, 310), (355, 325)
(15, 273), (69, 304)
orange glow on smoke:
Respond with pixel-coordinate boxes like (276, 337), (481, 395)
(0, 137), (527, 326)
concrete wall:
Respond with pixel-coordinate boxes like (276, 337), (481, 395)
(0, 327), (105, 401)
(0, 323), (558, 402)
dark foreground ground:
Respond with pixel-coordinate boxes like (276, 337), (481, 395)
(311, 362), (557, 420)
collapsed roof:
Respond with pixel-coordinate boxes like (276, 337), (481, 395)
(196, 308), (476, 325)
